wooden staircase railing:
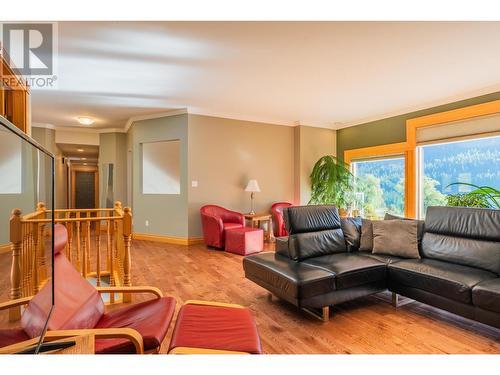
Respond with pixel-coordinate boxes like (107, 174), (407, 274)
(8, 201), (132, 321)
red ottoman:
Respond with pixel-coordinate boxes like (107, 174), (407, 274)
(168, 301), (262, 354)
(225, 227), (264, 255)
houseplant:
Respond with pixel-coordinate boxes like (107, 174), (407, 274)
(309, 155), (355, 209)
(446, 183), (500, 209)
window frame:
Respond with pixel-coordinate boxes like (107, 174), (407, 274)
(350, 154), (406, 219)
(344, 99), (500, 218)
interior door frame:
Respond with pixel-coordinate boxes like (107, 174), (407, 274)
(71, 165), (99, 208)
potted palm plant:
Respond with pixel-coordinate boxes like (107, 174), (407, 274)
(308, 155), (355, 212)
(447, 183), (500, 209)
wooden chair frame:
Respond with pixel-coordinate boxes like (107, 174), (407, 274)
(0, 285), (165, 354)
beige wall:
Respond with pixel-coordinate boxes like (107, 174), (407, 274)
(0, 131), (40, 244)
(128, 114), (189, 237)
(124, 113), (336, 240)
(32, 127), (68, 209)
(187, 114), (295, 238)
(294, 126), (337, 205)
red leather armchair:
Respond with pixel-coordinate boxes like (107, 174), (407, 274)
(271, 202), (293, 237)
(0, 224), (176, 354)
(200, 205), (245, 249)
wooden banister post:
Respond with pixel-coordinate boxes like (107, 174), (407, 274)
(9, 208), (22, 321)
(122, 207), (132, 303)
(36, 202), (47, 282)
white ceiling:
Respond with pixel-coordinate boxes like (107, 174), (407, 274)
(31, 21), (500, 130)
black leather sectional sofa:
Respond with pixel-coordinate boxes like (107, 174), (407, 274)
(243, 205), (500, 328)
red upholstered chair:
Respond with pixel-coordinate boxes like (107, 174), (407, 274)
(271, 202), (292, 237)
(0, 224), (176, 354)
(200, 205), (245, 249)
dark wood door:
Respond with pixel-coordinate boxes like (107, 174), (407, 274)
(75, 171), (96, 208)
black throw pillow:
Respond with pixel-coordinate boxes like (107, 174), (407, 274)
(340, 217), (362, 251)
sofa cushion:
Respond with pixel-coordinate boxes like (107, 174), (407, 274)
(223, 222), (243, 231)
(243, 252), (335, 300)
(0, 329), (30, 349)
(341, 216), (362, 251)
(384, 213), (425, 246)
(168, 303), (262, 354)
(359, 219), (374, 251)
(95, 296), (176, 354)
(422, 206), (500, 274)
(288, 228), (347, 261)
(283, 205), (341, 234)
(472, 278), (500, 313)
(302, 253), (387, 290)
(388, 258), (497, 304)
(372, 220), (420, 259)
(358, 252), (404, 265)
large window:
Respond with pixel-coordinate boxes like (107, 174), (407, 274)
(418, 135), (500, 217)
(352, 157), (405, 219)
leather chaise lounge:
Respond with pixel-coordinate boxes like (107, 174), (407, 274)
(243, 205), (500, 328)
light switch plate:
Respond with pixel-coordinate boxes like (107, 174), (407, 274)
(191, 180), (198, 187)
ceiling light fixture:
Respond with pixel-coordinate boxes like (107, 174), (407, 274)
(81, 157), (87, 160)
(77, 116), (95, 126)
(77, 149), (84, 152)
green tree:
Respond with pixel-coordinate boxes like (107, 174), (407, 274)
(356, 174), (384, 218)
(423, 176), (447, 212)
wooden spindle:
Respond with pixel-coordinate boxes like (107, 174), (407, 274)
(22, 224), (28, 297)
(86, 214), (91, 276)
(123, 207), (132, 303)
(109, 219), (115, 304)
(96, 218), (101, 287)
(106, 219), (111, 272)
(9, 208), (22, 321)
(66, 212), (72, 262)
(32, 222), (39, 293)
(37, 203), (47, 282)
(82, 220), (88, 277)
(76, 212), (81, 270)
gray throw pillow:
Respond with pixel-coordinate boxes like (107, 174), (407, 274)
(359, 218), (374, 251)
(384, 213), (425, 245)
(372, 220), (420, 258)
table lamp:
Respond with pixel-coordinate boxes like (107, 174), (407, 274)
(245, 179), (261, 215)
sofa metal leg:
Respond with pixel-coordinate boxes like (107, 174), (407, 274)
(392, 292), (413, 308)
(302, 306), (330, 322)
(392, 292), (399, 307)
(322, 306), (330, 322)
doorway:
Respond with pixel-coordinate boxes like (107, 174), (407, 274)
(71, 165), (99, 209)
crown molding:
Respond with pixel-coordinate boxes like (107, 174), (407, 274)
(124, 108), (188, 132)
(97, 127), (127, 134)
(31, 122), (56, 130)
(187, 110), (338, 130)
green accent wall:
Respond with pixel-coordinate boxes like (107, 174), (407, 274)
(337, 91), (500, 160)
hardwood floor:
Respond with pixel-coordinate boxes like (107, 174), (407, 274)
(1, 240), (499, 354)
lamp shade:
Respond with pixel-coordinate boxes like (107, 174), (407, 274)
(245, 179), (261, 192)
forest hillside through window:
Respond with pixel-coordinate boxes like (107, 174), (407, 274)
(352, 135), (500, 218)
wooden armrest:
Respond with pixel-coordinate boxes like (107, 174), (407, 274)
(95, 286), (163, 298)
(45, 328), (144, 354)
(0, 296), (32, 311)
(184, 300), (245, 309)
(0, 328), (144, 354)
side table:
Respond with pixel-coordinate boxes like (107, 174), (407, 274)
(244, 214), (275, 242)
